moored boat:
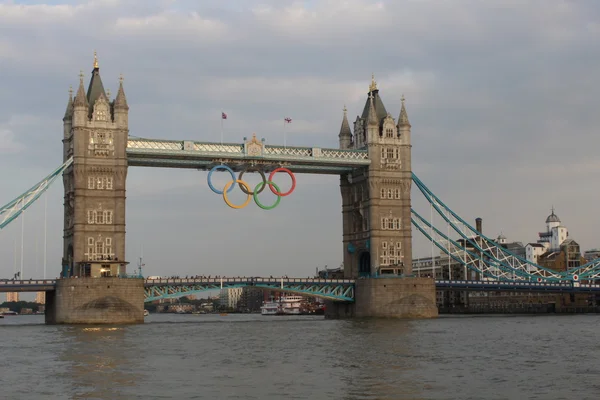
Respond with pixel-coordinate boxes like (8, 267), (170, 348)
(261, 295), (305, 315)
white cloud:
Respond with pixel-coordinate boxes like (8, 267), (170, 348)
(0, 128), (22, 153)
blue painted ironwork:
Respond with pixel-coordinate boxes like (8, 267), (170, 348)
(144, 277), (355, 302)
(436, 280), (600, 293)
(5, 277), (600, 298)
(411, 173), (577, 282)
(0, 157), (73, 230)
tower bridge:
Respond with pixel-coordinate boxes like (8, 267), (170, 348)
(2, 55), (600, 323)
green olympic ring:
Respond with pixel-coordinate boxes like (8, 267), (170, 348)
(253, 181), (281, 210)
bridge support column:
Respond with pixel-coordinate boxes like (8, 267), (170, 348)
(325, 277), (438, 319)
(45, 277), (145, 325)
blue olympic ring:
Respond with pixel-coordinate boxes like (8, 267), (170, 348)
(207, 165), (236, 194)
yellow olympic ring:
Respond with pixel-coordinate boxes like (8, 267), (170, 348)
(222, 180), (252, 209)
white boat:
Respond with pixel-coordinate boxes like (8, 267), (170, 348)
(261, 295), (304, 315)
(260, 301), (281, 315)
(281, 295), (303, 315)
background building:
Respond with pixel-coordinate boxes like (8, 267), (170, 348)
(525, 209), (585, 272)
(6, 292), (19, 302)
(35, 292), (46, 304)
(237, 287), (263, 312)
(219, 287), (243, 310)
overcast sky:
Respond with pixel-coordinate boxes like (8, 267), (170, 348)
(1, 0), (599, 280)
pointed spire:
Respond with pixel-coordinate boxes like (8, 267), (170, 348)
(73, 70), (88, 108)
(369, 73), (378, 92)
(398, 94), (410, 127)
(86, 53), (107, 116)
(339, 105), (351, 138)
(63, 86), (74, 120)
(114, 74), (129, 110)
(367, 93), (378, 127)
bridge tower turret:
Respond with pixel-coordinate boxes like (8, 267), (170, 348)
(340, 75), (413, 278)
(61, 52), (129, 279)
(338, 106), (352, 149)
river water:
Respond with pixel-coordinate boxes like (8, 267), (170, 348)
(1, 313), (599, 399)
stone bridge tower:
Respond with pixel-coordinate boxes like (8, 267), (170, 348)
(62, 54), (129, 278)
(339, 76), (412, 278)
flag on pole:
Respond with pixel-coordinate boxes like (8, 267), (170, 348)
(222, 112), (228, 120)
(284, 117), (292, 123)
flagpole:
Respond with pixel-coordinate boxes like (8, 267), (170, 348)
(220, 112), (224, 145)
(283, 119), (286, 148)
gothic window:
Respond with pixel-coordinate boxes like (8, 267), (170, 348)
(89, 131), (114, 157)
(396, 241), (402, 249)
(96, 240), (104, 255)
(88, 174), (114, 190)
(85, 236), (114, 261)
(387, 189), (392, 198)
(394, 189), (400, 199)
(387, 148), (394, 159)
(382, 241), (388, 249)
(381, 148), (386, 159)
(381, 217), (402, 230)
(95, 109), (107, 121)
(104, 210), (113, 224)
(380, 188), (386, 199)
(87, 206), (114, 225)
(395, 148), (399, 159)
(95, 211), (104, 224)
(386, 128), (393, 138)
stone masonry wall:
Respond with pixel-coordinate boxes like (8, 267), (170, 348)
(325, 277), (438, 319)
(45, 277), (144, 324)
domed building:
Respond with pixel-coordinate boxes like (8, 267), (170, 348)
(525, 208), (584, 272)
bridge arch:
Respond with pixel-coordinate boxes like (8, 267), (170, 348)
(144, 279), (355, 303)
(359, 251), (370, 277)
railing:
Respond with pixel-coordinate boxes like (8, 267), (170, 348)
(144, 277), (355, 285)
(0, 279), (57, 285)
(126, 137), (370, 164)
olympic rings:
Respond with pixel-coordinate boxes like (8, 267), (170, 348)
(268, 167), (296, 197)
(207, 165), (236, 194)
(207, 163), (296, 209)
(238, 168), (266, 195)
(253, 181), (281, 210)
(223, 180), (252, 209)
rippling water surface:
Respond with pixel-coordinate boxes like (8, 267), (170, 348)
(1, 313), (599, 399)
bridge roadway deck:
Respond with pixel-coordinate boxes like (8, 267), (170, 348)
(436, 280), (600, 293)
(2, 278), (599, 294)
(126, 137), (370, 174)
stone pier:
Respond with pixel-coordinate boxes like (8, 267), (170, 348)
(324, 277), (438, 319)
(45, 277), (145, 324)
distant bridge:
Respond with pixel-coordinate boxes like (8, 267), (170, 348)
(0, 277), (357, 302)
(3, 278), (600, 302)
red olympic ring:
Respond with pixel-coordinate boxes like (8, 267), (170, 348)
(268, 167), (296, 197)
